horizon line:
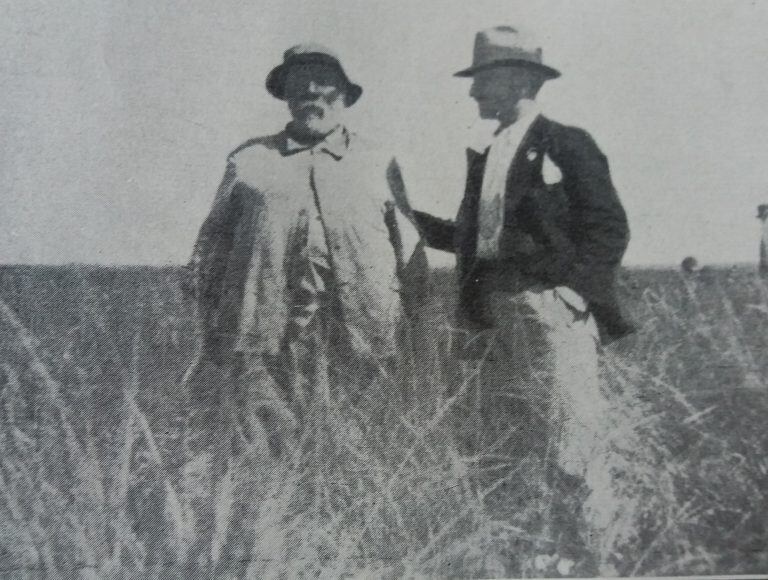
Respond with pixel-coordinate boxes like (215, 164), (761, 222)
(0, 261), (761, 271)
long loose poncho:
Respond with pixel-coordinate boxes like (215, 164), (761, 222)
(190, 126), (424, 365)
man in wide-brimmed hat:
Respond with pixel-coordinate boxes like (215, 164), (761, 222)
(413, 25), (633, 565)
(181, 43), (426, 573)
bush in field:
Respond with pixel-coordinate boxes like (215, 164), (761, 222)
(0, 265), (767, 577)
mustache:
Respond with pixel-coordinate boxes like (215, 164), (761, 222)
(293, 99), (327, 113)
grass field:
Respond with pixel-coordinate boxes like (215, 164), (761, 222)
(1, 264), (767, 578)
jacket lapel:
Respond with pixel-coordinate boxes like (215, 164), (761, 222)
(465, 147), (488, 207)
(457, 115), (549, 264)
(503, 114), (548, 216)
(456, 147), (489, 262)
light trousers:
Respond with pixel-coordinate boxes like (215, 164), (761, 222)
(471, 286), (605, 479)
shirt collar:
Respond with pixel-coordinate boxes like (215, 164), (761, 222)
(282, 124), (351, 160)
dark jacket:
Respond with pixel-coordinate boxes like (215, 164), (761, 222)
(414, 115), (635, 343)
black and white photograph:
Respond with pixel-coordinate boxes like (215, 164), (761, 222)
(2, 1), (768, 578)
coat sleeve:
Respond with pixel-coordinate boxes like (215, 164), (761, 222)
(188, 158), (240, 309)
(549, 127), (630, 299)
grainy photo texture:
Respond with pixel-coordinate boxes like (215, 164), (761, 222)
(2, 1), (768, 578)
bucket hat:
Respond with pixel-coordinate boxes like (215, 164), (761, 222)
(266, 43), (363, 105)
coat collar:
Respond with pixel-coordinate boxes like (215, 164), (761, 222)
(462, 114), (552, 217)
(510, 113), (549, 165)
(466, 115), (550, 168)
(281, 124), (351, 160)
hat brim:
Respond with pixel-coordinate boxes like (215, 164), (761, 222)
(266, 53), (363, 105)
(454, 58), (560, 80)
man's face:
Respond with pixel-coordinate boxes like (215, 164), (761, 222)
(284, 63), (349, 138)
(469, 66), (540, 122)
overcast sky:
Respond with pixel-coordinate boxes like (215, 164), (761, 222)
(2, 0), (768, 267)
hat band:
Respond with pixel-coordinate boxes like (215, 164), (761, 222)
(456, 57), (560, 78)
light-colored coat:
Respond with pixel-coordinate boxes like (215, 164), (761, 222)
(189, 127), (425, 362)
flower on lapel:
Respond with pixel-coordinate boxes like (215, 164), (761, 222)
(542, 153), (563, 185)
(526, 148), (539, 162)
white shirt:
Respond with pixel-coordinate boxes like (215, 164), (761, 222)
(476, 99), (541, 258)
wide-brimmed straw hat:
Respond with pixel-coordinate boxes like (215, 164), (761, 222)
(454, 26), (560, 79)
(266, 43), (363, 105)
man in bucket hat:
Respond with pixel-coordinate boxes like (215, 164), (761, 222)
(413, 26), (633, 568)
(181, 43), (426, 573)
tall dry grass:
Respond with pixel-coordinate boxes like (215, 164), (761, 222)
(0, 265), (766, 578)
